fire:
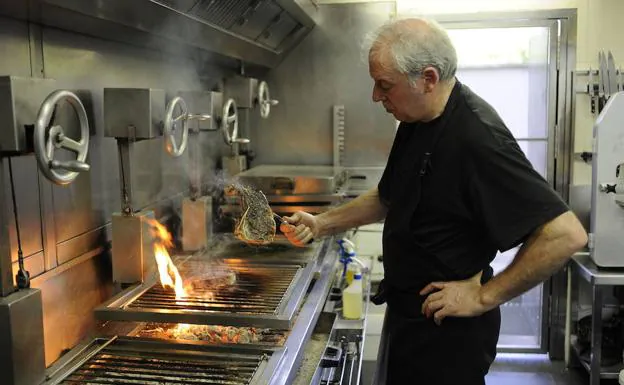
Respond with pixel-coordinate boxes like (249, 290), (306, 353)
(147, 219), (186, 299)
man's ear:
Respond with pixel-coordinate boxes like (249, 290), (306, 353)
(421, 66), (440, 93)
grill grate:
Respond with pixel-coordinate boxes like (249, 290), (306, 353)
(59, 345), (265, 385)
(128, 264), (300, 314)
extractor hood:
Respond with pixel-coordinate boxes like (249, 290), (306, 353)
(0, 0), (318, 68)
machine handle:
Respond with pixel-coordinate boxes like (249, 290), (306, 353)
(186, 113), (211, 121)
(50, 159), (90, 172)
(34, 90), (90, 185)
(221, 98), (239, 145)
(163, 96), (190, 157)
(599, 183), (618, 194)
(258, 81), (278, 119)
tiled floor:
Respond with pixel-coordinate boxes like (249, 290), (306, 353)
(362, 353), (619, 384)
(486, 353), (590, 385)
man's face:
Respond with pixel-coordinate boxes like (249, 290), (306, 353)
(369, 49), (429, 123)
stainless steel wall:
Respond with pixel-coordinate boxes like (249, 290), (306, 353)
(250, 2), (397, 167)
(0, 15), (235, 366)
(2, 1), (402, 368)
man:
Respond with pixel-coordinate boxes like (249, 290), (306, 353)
(281, 18), (587, 384)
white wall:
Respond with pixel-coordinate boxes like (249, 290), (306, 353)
(318, 0), (624, 185)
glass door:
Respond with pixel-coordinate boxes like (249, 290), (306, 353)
(444, 22), (559, 351)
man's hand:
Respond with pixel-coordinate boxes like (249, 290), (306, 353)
(280, 211), (319, 247)
(420, 271), (490, 326)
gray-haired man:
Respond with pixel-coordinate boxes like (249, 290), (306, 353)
(282, 18), (587, 384)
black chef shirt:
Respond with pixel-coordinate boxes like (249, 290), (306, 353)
(378, 80), (569, 298)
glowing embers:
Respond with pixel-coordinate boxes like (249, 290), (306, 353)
(136, 322), (289, 346)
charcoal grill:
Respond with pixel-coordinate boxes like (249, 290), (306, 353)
(95, 259), (315, 329)
(45, 336), (284, 385)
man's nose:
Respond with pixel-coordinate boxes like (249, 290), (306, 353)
(372, 87), (383, 102)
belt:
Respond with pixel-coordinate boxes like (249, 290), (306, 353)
(372, 266), (494, 318)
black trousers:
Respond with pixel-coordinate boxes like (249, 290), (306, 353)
(373, 305), (501, 385)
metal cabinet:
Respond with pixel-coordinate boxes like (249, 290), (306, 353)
(568, 253), (624, 384)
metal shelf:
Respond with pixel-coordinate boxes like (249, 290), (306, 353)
(571, 252), (624, 286)
(570, 337), (623, 379)
(568, 252), (624, 385)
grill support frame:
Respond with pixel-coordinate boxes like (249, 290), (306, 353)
(45, 337), (286, 385)
(94, 260), (316, 329)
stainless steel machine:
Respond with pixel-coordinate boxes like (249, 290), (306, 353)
(103, 88), (213, 284)
(221, 76), (279, 177)
(590, 91), (624, 267)
(0, 76), (92, 385)
(224, 164), (348, 217)
(50, 233), (367, 385)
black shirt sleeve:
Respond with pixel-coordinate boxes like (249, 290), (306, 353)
(467, 129), (569, 252)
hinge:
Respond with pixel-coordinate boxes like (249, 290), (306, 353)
(553, 123), (559, 160)
(556, 20), (562, 71)
(588, 233), (595, 250)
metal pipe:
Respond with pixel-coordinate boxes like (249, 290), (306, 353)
(564, 265), (572, 367)
(337, 337), (347, 385)
(8, 158), (29, 289)
(0, 158), (16, 296)
(117, 139), (132, 214)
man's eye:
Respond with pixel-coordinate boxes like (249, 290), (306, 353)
(379, 82), (392, 91)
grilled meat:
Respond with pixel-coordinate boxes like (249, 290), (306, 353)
(227, 184), (276, 245)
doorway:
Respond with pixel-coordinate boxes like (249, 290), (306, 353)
(429, 11), (576, 352)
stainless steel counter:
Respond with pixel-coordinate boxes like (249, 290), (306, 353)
(344, 166), (384, 197)
(571, 251), (624, 285)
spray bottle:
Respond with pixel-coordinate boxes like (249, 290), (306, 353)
(337, 238), (368, 285)
(343, 272), (363, 319)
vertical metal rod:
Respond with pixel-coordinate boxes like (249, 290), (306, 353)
(564, 265), (572, 367)
(337, 338), (347, 385)
(117, 139), (133, 215)
(189, 124), (201, 200)
(7, 159), (23, 260)
(7, 158), (29, 288)
(589, 285), (603, 385)
(347, 352), (355, 385)
(0, 158), (16, 296)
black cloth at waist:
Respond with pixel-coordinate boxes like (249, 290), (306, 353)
(373, 265), (494, 319)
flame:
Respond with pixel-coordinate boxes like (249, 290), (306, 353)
(147, 219), (186, 299)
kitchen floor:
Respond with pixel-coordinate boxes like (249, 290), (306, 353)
(486, 353), (592, 385)
(361, 353), (615, 384)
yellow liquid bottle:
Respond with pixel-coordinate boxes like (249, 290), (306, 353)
(342, 274), (363, 319)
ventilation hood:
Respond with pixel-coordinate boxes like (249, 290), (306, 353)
(0, 0), (318, 68)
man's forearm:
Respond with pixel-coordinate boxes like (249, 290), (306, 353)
(316, 188), (387, 237)
(480, 211), (587, 309)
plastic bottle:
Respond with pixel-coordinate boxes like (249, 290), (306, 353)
(342, 273), (363, 319)
(345, 254), (358, 285)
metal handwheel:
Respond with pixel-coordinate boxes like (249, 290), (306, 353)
(34, 90), (90, 185)
(164, 96), (190, 157)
